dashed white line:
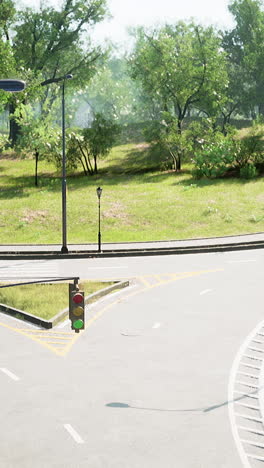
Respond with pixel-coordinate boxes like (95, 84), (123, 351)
(227, 260), (256, 264)
(0, 368), (20, 381)
(200, 289), (212, 295)
(64, 424), (84, 444)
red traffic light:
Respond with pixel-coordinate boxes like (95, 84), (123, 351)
(72, 292), (84, 304)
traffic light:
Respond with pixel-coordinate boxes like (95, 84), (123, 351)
(69, 290), (85, 333)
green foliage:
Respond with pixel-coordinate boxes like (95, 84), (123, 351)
(224, 0), (264, 117)
(129, 22), (229, 129)
(129, 22), (229, 170)
(239, 163), (258, 178)
(0, 133), (9, 152)
(192, 135), (236, 178)
(67, 113), (120, 175)
(2, 0), (109, 146)
(13, 1), (108, 86)
(82, 57), (141, 124)
(235, 121), (264, 166)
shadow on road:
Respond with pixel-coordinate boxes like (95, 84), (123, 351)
(106, 388), (261, 413)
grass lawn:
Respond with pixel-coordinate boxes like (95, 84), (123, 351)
(0, 141), (264, 243)
(0, 281), (114, 320)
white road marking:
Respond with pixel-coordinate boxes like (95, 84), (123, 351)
(228, 318), (264, 468)
(63, 424), (84, 444)
(227, 260), (256, 264)
(84, 266), (128, 270)
(152, 322), (161, 329)
(0, 368), (20, 381)
(200, 289), (212, 295)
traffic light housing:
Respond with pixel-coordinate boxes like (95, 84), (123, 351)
(69, 289), (85, 333)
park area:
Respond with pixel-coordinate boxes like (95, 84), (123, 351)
(0, 0), (264, 245)
(0, 132), (264, 245)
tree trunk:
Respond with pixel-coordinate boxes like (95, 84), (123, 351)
(176, 154), (181, 171)
(94, 155), (98, 174)
(8, 101), (22, 147)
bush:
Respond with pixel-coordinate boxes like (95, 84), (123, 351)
(192, 136), (236, 179)
(0, 133), (9, 152)
(234, 120), (264, 168)
(239, 164), (258, 179)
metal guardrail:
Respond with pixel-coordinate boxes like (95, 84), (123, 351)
(0, 276), (79, 289)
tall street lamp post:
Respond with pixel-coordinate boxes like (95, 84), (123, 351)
(58, 74), (73, 253)
(96, 187), (102, 252)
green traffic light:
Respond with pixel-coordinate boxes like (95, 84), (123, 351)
(73, 319), (84, 330)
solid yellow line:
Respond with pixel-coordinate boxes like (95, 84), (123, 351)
(41, 340), (73, 345)
(19, 330), (72, 335)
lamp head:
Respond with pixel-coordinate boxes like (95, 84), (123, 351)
(96, 187), (102, 199)
(0, 79), (26, 92)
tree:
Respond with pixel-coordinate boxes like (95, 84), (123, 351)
(129, 22), (229, 170)
(223, 0), (264, 117)
(67, 113), (119, 175)
(1, 0), (109, 145)
(14, 102), (62, 185)
(80, 57), (141, 125)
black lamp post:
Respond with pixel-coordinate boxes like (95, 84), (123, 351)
(53, 74), (72, 253)
(96, 187), (102, 252)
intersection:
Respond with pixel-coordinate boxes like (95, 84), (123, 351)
(1, 247), (264, 466)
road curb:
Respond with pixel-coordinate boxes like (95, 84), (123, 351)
(0, 280), (130, 329)
(0, 240), (263, 259)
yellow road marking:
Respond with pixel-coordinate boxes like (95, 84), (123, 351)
(0, 268), (223, 356)
(0, 321), (77, 356)
(138, 276), (152, 287)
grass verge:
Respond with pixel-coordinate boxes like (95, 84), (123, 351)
(0, 281), (115, 320)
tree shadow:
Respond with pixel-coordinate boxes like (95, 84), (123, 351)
(0, 174), (64, 199)
(101, 145), (160, 176)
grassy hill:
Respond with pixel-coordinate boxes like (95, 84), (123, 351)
(0, 139), (264, 244)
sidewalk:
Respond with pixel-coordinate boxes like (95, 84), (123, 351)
(1, 232), (264, 258)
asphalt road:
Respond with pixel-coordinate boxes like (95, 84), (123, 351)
(1, 249), (264, 467)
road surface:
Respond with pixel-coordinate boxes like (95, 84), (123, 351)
(0, 249), (264, 467)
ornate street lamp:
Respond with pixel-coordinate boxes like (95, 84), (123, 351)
(96, 187), (103, 252)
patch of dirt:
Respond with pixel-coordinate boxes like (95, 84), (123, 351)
(0, 152), (21, 160)
(103, 202), (130, 223)
(20, 210), (49, 224)
(256, 194), (264, 202)
(135, 143), (150, 150)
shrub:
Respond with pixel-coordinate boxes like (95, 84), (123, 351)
(239, 164), (258, 179)
(234, 121), (264, 168)
(192, 136), (236, 179)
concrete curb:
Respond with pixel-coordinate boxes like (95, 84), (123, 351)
(0, 239), (264, 259)
(0, 280), (130, 329)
